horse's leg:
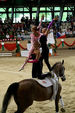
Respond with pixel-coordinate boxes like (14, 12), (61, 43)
(55, 84), (62, 113)
(59, 96), (65, 112)
(14, 105), (24, 113)
(55, 95), (60, 113)
(14, 105), (30, 113)
(14, 98), (33, 113)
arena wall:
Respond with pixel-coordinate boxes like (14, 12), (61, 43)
(0, 38), (75, 53)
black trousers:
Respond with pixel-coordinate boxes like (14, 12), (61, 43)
(32, 60), (42, 78)
(31, 54), (42, 78)
(31, 50), (51, 79)
(32, 61), (51, 79)
(40, 48), (51, 72)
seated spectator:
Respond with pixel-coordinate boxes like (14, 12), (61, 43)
(6, 33), (10, 39)
(72, 28), (75, 37)
(17, 26), (21, 32)
(9, 32), (14, 39)
(66, 28), (73, 37)
(20, 31), (25, 40)
(69, 28), (73, 37)
(61, 29), (66, 36)
(21, 29), (24, 32)
(65, 28), (69, 34)
(17, 32), (21, 39)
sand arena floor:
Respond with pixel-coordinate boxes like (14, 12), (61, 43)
(0, 49), (75, 113)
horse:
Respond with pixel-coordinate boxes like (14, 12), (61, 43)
(1, 60), (66, 113)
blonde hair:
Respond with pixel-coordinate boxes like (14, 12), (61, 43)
(31, 25), (38, 31)
(33, 41), (41, 60)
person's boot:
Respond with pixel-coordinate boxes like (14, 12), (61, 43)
(38, 72), (51, 79)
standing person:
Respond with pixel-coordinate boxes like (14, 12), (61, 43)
(29, 25), (42, 78)
(19, 25), (42, 71)
(32, 18), (56, 79)
(39, 19), (56, 73)
(19, 15), (44, 78)
(31, 15), (44, 78)
(40, 30), (51, 72)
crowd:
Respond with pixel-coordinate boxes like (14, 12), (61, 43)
(0, 17), (30, 41)
(0, 15), (75, 41)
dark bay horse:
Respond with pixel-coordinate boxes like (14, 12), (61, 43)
(1, 60), (66, 113)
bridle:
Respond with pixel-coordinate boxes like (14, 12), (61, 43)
(51, 63), (66, 81)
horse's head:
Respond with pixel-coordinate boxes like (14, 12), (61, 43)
(51, 60), (66, 81)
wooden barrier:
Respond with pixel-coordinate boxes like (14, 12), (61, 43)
(56, 38), (75, 48)
(0, 38), (75, 53)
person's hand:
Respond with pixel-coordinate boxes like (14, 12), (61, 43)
(41, 14), (44, 20)
(54, 16), (58, 21)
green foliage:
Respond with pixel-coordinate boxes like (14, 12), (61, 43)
(16, 43), (20, 53)
(48, 43), (51, 48)
(2, 45), (4, 51)
(53, 44), (57, 53)
(53, 48), (56, 53)
(62, 41), (64, 48)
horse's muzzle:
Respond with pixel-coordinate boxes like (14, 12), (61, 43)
(61, 75), (66, 81)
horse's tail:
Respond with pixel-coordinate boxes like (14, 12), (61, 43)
(1, 82), (19, 113)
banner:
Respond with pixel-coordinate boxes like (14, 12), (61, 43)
(4, 43), (16, 51)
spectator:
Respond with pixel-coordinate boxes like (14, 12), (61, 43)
(6, 33), (10, 39)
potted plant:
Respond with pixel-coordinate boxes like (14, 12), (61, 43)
(16, 41), (20, 57)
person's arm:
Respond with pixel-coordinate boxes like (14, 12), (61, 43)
(44, 18), (56, 36)
(37, 15), (44, 30)
(44, 29), (50, 36)
(48, 17), (58, 29)
(47, 19), (55, 30)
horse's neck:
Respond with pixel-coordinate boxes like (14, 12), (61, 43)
(52, 70), (59, 78)
(51, 71), (59, 82)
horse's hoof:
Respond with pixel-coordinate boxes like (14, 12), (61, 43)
(61, 108), (65, 112)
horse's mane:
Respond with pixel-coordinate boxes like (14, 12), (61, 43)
(51, 62), (61, 70)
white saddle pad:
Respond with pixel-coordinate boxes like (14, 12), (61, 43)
(35, 77), (53, 87)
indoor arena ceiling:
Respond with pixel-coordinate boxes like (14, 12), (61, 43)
(0, 0), (75, 7)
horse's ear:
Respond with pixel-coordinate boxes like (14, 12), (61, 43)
(62, 60), (64, 65)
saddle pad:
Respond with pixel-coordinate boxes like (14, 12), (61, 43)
(35, 77), (53, 87)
